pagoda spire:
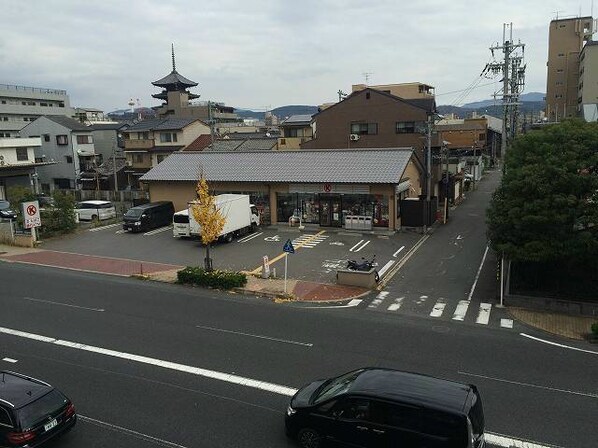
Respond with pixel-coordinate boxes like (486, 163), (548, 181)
(171, 43), (176, 72)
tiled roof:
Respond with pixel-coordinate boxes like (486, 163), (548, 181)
(208, 140), (243, 151)
(152, 70), (198, 88)
(184, 134), (213, 151)
(45, 116), (91, 131)
(280, 114), (313, 126)
(140, 148), (414, 184)
(236, 138), (277, 151)
(126, 118), (198, 132)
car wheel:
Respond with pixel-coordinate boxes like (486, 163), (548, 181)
(91, 214), (98, 222)
(374, 270), (380, 282)
(224, 233), (233, 243)
(297, 428), (322, 448)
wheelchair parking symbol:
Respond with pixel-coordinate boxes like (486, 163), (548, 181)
(264, 235), (281, 242)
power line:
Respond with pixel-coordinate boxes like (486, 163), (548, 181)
(435, 81), (498, 97)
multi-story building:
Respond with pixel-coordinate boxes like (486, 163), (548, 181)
(19, 116), (96, 191)
(578, 41), (598, 121)
(0, 137), (51, 199)
(545, 16), (594, 121)
(0, 83), (73, 138)
(123, 117), (210, 188)
(278, 115), (313, 150)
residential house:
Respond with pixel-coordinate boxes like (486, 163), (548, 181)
(352, 82), (435, 99)
(123, 117), (210, 188)
(19, 116), (97, 191)
(0, 83), (73, 138)
(0, 137), (54, 199)
(278, 115), (313, 150)
(140, 148), (421, 230)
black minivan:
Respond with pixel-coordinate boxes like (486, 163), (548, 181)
(285, 368), (485, 448)
(123, 201), (175, 233)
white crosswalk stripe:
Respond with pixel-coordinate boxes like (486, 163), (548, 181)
(475, 303), (492, 325)
(369, 291), (388, 309)
(387, 297), (404, 311)
(430, 299), (446, 317)
(500, 318), (514, 328)
(452, 300), (470, 321)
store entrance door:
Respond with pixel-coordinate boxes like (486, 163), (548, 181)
(319, 195), (342, 227)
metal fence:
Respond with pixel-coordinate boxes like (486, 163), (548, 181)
(68, 190), (150, 216)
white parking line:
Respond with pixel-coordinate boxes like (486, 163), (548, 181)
(2, 358), (18, 363)
(485, 432), (564, 448)
(88, 223), (122, 232)
(115, 229), (127, 234)
(430, 300), (446, 317)
(392, 246), (405, 257)
(377, 260), (395, 277)
(237, 232), (263, 243)
(475, 303), (492, 325)
(0, 326), (298, 397)
(467, 245), (490, 301)
(452, 300), (470, 321)
(349, 239), (370, 252)
(144, 226), (173, 236)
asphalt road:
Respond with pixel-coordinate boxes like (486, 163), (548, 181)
(41, 221), (422, 283)
(0, 263), (595, 447)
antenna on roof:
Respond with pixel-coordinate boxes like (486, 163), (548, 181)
(171, 43), (176, 72)
(362, 72), (373, 85)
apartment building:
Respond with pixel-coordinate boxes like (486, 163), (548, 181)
(352, 82), (435, 99)
(278, 115), (313, 150)
(545, 16), (594, 121)
(0, 84), (73, 138)
(578, 41), (598, 121)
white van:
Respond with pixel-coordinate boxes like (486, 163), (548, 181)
(75, 200), (117, 221)
(172, 209), (191, 237)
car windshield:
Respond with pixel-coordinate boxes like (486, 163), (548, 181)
(18, 390), (68, 429)
(0, 200), (11, 210)
(124, 208), (143, 218)
(312, 369), (364, 404)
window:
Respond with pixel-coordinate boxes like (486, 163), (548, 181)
(76, 135), (92, 144)
(366, 92), (371, 99)
(556, 94), (563, 99)
(138, 132), (149, 140)
(368, 401), (422, 430)
(40, 102), (48, 107)
(134, 154), (144, 163)
(397, 121), (426, 134)
(58, 102), (64, 108)
(336, 398), (370, 420)
(56, 135), (68, 145)
(558, 53), (565, 57)
(350, 122), (378, 135)
(159, 132), (178, 143)
(65, 155), (73, 163)
(44, 134), (50, 142)
(0, 407), (12, 427)
(556, 69), (564, 73)
(16, 148), (28, 161)
(156, 154), (167, 163)
(478, 133), (486, 141)
(2, 117), (7, 121)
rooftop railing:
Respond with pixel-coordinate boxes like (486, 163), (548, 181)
(0, 83), (67, 95)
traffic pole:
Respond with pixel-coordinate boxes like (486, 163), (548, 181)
(284, 253), (288, 293)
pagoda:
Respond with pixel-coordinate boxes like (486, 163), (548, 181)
(152, 44), (200, 117)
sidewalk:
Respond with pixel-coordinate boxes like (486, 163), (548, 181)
(1, 243), (595, 341)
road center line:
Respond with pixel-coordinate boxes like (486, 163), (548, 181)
(458, 371), (598, 398)
(520, 333), (598, 355)
(195, 324), (313, 347)
(0, 326), (298, 397)
(467, 244), (489, 301)
(79, 415), (189, 448)
(23, 297), (105, 312)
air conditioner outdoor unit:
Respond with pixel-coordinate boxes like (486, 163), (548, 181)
(349, 134), (360, 141)
(125, 161), (132, 166)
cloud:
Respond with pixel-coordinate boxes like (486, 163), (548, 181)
(2, 0), (577, 111)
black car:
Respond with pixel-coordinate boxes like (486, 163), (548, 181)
(285, 368), (485, 448)
(0, 201), (17, 221)
(0, 371), (76, 447)
(123, 201), (174, 233)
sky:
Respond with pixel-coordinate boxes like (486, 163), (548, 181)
(1, 0), (591, 112)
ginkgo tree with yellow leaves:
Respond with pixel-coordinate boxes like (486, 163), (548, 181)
(190, 173), (226, 271)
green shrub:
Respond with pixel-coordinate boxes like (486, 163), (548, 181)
(177, 266), (247, 290)
(592, 323), (598, 336)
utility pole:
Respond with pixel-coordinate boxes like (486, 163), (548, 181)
(487, 23), (525, 159)
(112, 141), (118, 193)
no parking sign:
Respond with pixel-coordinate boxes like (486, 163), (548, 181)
(22, 200), (41, 229)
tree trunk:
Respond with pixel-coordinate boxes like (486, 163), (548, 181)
(204, 244), (213, 271)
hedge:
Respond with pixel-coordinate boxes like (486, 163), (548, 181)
(592, 323), (598, 336)
(177, 267), (247, 290)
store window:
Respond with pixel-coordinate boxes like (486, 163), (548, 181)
(277, 193), (298, 222)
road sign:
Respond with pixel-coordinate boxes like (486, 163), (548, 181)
(22, 200), (41, 229)
(283, 239), (295, 254)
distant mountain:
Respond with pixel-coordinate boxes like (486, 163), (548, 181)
(461, 92), (545, 109)
(234, 105), (319, 121)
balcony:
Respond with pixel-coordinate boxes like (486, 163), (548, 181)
(125, 139), (155, 150)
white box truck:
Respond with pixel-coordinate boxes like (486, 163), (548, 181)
(188, 194), (260, 242)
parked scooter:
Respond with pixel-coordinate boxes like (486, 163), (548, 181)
(347, 255), (379, 282)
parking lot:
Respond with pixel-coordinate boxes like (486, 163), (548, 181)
(41, 223), (423, 283)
